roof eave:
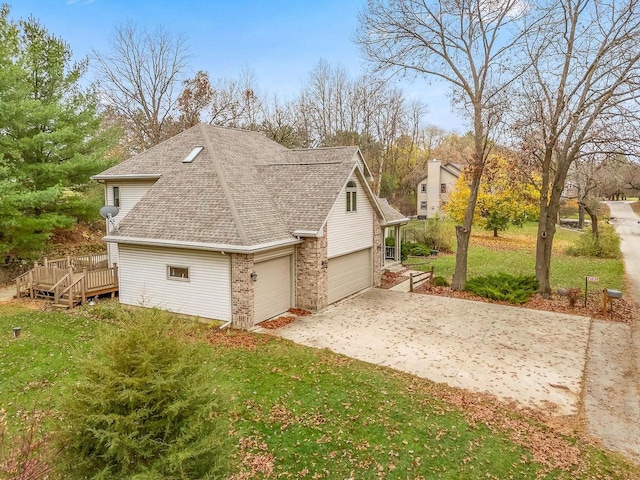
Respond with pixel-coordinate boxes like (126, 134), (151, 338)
(102, 235), (302, 253)
(381, 217), (410, 227)
(91, 173), (162, 181)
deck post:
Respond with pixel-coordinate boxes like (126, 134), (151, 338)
(81, 268), (87, 305)
(113, 263), (119, 287)
(29, 268), (35, 298)
(66, 255), (71, 269)
(43, 257), (48, 267)
(410, 273), (414, 292)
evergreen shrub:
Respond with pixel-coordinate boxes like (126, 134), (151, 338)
(465, 273), (539, 304)
(57, 310), (230, 479)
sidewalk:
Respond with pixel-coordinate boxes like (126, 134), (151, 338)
(0, 284), (15, 302)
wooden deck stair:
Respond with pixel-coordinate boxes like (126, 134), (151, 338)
(15, 254), (118, 309)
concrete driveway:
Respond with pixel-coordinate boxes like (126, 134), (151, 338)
(266, 288), (591, 416)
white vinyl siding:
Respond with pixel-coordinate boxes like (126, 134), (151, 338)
(326, 175), (374, 258)
(118, 245), (231, 321)
(105, 180), (155, 266)
(254, 255), (292, 324)
(327, 248), (372, 303)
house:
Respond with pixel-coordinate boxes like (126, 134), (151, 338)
(416, 160), (461, 218)
(92, 124), (408, 328)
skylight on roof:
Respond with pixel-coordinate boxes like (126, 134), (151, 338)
(182, 146), (204, 163)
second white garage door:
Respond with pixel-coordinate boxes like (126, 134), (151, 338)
(254, 255), (292, 324)
(327, 248), (372, 304)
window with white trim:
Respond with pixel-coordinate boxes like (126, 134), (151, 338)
(420, 201), (427, 210)
(346, 180), (357, 212)
(420, 183), (427, 193)
(167, 265), (190, 281)
(113, 186), (120, 207)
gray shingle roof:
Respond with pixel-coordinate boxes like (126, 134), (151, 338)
(377, 197), (409, 226)
(95, 124), (406, 248)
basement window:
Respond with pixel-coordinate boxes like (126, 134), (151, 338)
(182, 146), (204, 163)
(167, 265), (190, 281)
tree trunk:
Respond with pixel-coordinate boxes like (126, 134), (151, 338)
(535, 213), (557, 295)
(453, 225), (471, 290)
(578, 204), (585, 229)
(452, 171), (482, 290)
(580, 201), (599, 238)
(493, 228), (498, 237)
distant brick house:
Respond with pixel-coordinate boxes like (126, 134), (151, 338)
(416, 160), (461, 218)
(92, 124), (407, 328)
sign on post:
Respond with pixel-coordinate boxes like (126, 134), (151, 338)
(585, 276), (599, 307)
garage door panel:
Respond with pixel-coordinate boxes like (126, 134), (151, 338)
(328, 249), (372, 304)
(254, 255), (292, 323)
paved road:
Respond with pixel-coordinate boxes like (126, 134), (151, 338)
(607, 201), (640, 299)
(582, 201), (640, 462)
(267, 288), (591, 416)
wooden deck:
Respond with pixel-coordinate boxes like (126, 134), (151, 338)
(15, 253), (118, 308)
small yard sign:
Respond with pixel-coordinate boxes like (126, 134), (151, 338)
(585, 276), (599, 307)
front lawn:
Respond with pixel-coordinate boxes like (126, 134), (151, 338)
(2, 305), (639, 478)
(405, 221), (625, 292)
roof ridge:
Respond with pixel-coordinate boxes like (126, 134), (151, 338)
(289, 145), (359, 151)
(198, 124), (249, 245)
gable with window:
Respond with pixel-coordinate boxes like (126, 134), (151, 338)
(346, 181), (357, 212)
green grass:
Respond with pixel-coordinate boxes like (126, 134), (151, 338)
(2, 305), (639, 479)
(0, 306), (106, 427)
(405, 221), (625, 291)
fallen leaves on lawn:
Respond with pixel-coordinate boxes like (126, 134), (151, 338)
(205, 329), (270, 350)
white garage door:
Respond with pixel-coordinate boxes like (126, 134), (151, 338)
(328, 248), (372, 304)
(254, 255), (292, 324)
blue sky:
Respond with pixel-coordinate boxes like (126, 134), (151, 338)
(9, 0), (463, 131)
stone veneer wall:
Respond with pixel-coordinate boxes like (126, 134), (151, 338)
(295, 231), (328, 312)
(373, 214), (383, 285)
(231, 253), (255, 329)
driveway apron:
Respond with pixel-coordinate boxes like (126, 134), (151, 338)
(267, 288), (590, 416)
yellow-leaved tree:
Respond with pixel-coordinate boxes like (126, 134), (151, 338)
(444, 155), (539, 237)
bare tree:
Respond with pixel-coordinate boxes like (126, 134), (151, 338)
(358, 0), (530, 289)
(94, 23), (190, 153)
(177, 70), (213, 128)
(513, 0), (640, 293)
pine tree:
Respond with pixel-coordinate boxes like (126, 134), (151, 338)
(0, 7), (116, 260)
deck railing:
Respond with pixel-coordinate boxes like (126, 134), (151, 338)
(32, 266), (69, 287)
(42, 253), (108, 272)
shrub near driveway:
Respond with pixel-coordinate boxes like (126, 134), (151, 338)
(56, 310), (230, 479)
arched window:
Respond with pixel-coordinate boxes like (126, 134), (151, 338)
(346, 180), (357, 212)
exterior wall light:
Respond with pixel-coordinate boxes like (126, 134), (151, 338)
(321, 260), (328, 268)
(250, 272), (258, 282)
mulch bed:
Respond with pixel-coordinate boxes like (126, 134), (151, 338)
(257, 308), (312, 330)
(413, 282), (639, 324)
(378, 269), (409, 289)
